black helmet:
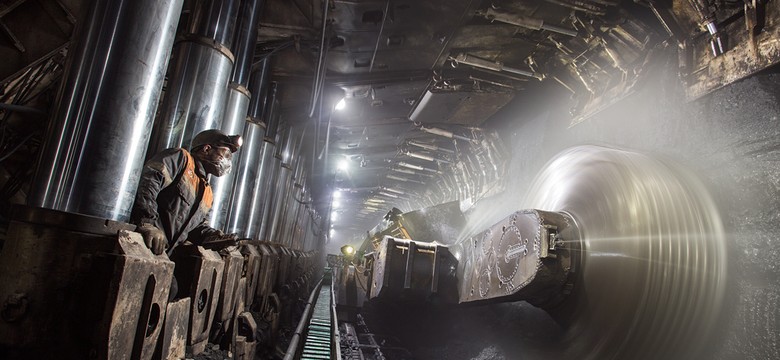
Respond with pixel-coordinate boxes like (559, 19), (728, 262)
(191, 129), (242, 153)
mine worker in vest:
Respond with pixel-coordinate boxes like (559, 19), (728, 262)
(131, 129), (243, 255)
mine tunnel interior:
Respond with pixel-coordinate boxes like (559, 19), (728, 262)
(0, 0), (778, 359)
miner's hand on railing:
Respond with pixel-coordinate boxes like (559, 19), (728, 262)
(136, 223), (167, 255)
(200, 232), (239, 250)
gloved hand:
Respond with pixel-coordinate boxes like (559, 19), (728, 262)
(201, 232), (239, 250)
(136, 223), (167, 255)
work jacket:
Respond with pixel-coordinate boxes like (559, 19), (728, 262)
(131, 148), (220, 248)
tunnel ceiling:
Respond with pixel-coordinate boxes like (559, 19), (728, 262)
(1, 0), (778, 246)
(251, 0), (775, 242)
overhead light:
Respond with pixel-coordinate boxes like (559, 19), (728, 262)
(337, 159), (349, 171)
(332, 200), (340, 208)
(330, 228), (335, 237)
(335, 97), (346, 111)
(331, 211), (338, 221)
(333, 190), (342, 199)
(341, 244), (355, 256)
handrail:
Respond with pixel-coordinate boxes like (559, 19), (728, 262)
(283, 278), (324, 360)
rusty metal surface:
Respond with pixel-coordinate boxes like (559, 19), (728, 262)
(683, 1), (780, 99)
(241, 245), (261, 309)
(10, 204), (136, 235)
(157, 298), (190, 360)
(0, 206), (116, 351)
(93, 230), (174, 360)
(255, 244), (279, 313)
(169, 246), (225, 355)
(213, 247), (242, 339)
(274, 245), (292, 291)
(368, 237), (458, 303)
(0, 212), (175, 360)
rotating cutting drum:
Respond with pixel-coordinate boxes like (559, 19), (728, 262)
(519, 145), (729, 359)
(361, 145), (730, 359)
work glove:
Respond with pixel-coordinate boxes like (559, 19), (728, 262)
(201, 232), (239, 250)
(136, 223), (167, 255)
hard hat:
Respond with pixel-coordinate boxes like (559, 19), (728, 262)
(192, 129), (243, 153)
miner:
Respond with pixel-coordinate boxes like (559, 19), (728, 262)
(131, 129), (243, 256)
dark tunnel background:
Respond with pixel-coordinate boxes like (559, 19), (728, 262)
(358, 49), (780, 360)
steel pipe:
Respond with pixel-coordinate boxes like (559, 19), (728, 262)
(148, 39), (235, 153)
(225, 120), (265, 236)
(255, 144), (281, 241)
(266, 161), (293, 243)
(29, 0), (184, 221)
(148, 0), (240, 154)
(188, 0), (241, 48)
(479, 7), (578, 37)
(230, 0), (265, 86)
(262, 126), (291, 242)
(244, 139), (276, 237)
(247, 59), (272, 125)
(264, 82), (281, 142)
(209, 82), (251, 230)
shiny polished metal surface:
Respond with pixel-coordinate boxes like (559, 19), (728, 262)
(188, 0), (241, 49)
(230, 0), (264, 86)
(244, 140), (275, 238)
(226, 121), (265, 237)
(210, 83), (251, 230)
(29, 0), (184, 221)
(254, 141), (281, 241)
(148, 40), (234, 154)
(247, 59), (272, 125)
(523, 146), (728, 360)
(266, 164), (293, 244)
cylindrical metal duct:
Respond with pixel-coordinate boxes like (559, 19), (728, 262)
(29, 0), (184, 221)
(276, 125), (307, 245)
(279, 158), (302, 246)
(225, 120), (265, 236)
(214, 0), (265, 231)
(254, 102), (283, 241)
(244, 139), (275, 237)
(209, 83), (251, 229)
(148, 38), (235, 153)
(286, 194), (303, 249)
(266, 158), (292, 243)
(264, 125), (292, 243)
(255, 144), (281, 240)
(189, 0), (241, 48)
(280, 160), (301, 246)
(231, 0), (265, 86)
(148, 0), (240, 154)
(264, 82), (281, 142)
(247, 59), (272, 125)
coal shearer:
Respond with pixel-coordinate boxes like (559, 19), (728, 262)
(131, 129), (243, 256)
